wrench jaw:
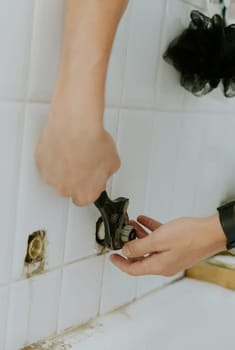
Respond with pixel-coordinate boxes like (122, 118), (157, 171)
(95, 191), (136, 251)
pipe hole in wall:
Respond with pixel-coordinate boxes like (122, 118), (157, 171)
(24, 230), (47, 277)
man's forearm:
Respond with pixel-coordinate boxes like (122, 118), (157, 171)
(53, 0), (128, 120)
(37, 0), (125, 206)
(62, 0), (128, 59)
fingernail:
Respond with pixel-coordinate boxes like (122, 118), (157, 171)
(122, 245), (131, 257)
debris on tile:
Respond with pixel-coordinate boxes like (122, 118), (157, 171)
(22, 339), (72, 350)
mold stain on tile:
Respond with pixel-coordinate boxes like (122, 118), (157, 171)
(22, 320), (104, 350)
(22, 339), (72, 350)
(57, 319), (104, 347)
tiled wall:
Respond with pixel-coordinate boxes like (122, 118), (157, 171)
(1, 0), (235, 349)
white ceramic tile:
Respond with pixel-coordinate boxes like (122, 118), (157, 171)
(64, 203), (98, 263)
(12, 103), (68, 280)
(53, 279), (235, 350)
(27, 0), (65, 101)
(193, 114), (235, 217)
(214, 116), (235, 202)
(122, 0), (165, 108)
(111, 109), (154, 218)
(100, 253), (136, 314)
(28, 270), (61, 344)
(0, 102), (24, 284)
(169, 114), (209, 219)
(136, 266), (183, 299)
(136, 275), (165, 298)
(157, 0), (194, 111)
(0, 286), (9, 350)
(0, 0), (34, 99)
(58, 256), (104, 332)
(145, 113), (183, 223)
(105, 4), (131, 106)
(192, 114), (219, 217)
(5, 280), (30, 350)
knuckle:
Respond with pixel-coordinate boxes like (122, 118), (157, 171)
(72, 194), (88, 207)
(57, 186), (70, 197)
(72, 197), (83, 206)
(73, 187), (103, 206)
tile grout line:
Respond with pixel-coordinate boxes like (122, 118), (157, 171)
(24, 0), (38, 101)
(25, 278), (33, 345)
(0, 97), (235, 117)
(28, 275), (184, 348)
(0, 251), (104, 289)
(20, 0), (39, 345)
(6, 0), (36, 300)
(191, 116), (210, 216)
(55, 269), (64, 335)
(120, 0), (133, 107)
(97, 255), (106, 316)
(2, 286), (10, 350)
(155, 0), (169, 109)
(55, 198), (70, 334)
(97, 109), (121, 315)
(134, 114), (156, 299)
(167, 115), (185, 219)
(3, 104), (26, 350)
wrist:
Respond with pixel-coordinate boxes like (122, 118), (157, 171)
(50, 68), (105, 126)
(56, 46), (108, 90)
(200, 215), (227, 255)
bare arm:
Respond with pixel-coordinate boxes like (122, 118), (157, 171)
(35, 0), (128, 205)
(54, 0), (129, 122)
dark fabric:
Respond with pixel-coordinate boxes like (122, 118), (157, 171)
(163, 10), (235, 97)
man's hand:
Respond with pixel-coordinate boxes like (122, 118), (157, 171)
(110, 214), (227, 276)
(35, 107), (120, 206)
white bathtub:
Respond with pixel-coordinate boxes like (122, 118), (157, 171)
(35, 278), (235, 350)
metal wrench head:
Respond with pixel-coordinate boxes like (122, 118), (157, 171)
(95, 191), (136, 250)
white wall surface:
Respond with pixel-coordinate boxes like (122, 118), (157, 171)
(0, 0), (234, 349)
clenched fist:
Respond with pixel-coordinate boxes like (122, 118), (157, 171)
(35, 110), (120, 206)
